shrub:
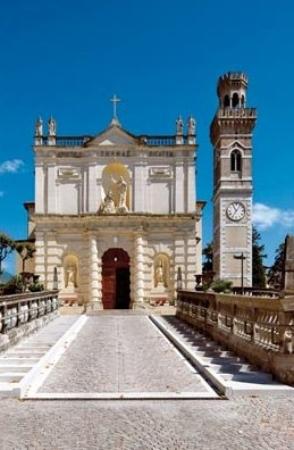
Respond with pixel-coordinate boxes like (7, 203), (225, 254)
(1, 275), (24, 295)
(28, 282), (44, 292)
(210, 279), (233, 293)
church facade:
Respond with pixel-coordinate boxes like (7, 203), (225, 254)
(28, 107), (203, 309)
(22, 71), (256, 308)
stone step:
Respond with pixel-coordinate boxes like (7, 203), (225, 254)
(0, 358), (40, 365)
(209, 363), (255, 374)
(192, 349), (236, 358)
(16, 345), (51, 350)
(0, 373), (24, 383)
(4, 352), (45, 359)
(221, 371), (273, 383)
(0, 366), (31, 374)
(199, 355), (246, 366)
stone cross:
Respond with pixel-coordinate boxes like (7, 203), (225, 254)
(110, 94), (121, 120)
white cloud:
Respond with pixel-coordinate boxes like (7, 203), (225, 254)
(253, 203), (294, 230)
(0, 191), (4, 197)
(0, 159), (24, 174)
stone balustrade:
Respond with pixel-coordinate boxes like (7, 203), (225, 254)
(217, 107), (256, 119)
(176, 290), (294, 385)
(0, 290), (59, 351)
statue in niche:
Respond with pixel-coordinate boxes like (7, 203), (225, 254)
(99, 190), (116, 214)
(155, 258), (165, 287)
(65, 265), (77, 289)
(112, 176), (128, 213)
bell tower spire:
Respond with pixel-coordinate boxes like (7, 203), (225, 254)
(210, 72), (257, 287)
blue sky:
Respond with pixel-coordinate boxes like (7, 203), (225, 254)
(0, 0), (293, 273)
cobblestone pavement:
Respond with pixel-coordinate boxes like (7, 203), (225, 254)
(40, 316), (209, 393)
(0, 396), (293, 449)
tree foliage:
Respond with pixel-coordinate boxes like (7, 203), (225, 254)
(16, 242), (35, 273)
(268, 241), (286, 289)
(202, 242), (213, 272)
(0, 233), (15, 276)
(252, 227), (267, 288)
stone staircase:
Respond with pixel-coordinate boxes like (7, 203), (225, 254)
(0, 316), (78, 396)
(151, 315), (294, 397)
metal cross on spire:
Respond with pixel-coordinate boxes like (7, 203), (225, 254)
(110, 94), (121, 124)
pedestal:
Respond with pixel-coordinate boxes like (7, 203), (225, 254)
(149, 283), (170, 306)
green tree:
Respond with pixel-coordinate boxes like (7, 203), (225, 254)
(202, 242), (213, 272)
(252, 227), (267, 288)
(268, 241), (286, 289)
(0, 233), (15, 276)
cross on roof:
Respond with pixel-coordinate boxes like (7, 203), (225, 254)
(110, 94), (121, 120)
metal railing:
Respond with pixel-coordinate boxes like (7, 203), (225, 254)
(0, 291), (59, 333)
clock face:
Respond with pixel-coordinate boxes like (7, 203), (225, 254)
(226, 202), (246, 221)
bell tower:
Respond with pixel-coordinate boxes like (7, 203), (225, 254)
(210, 72), (257, 287)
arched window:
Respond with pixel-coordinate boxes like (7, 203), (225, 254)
(223, 95), (230, 107)
(232, 93), (239, 108)
(230, 150), (242, 172)
(241, 95), (245, 106)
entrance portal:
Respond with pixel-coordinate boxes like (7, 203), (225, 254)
(102, 248), (130, 309)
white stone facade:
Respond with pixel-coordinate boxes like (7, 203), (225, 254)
(30, 121), (202, 307)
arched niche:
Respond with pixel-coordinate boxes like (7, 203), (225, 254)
(63, 254), (79, 290)
(101, 163), (131, 212)
(153, 253), (170, 288)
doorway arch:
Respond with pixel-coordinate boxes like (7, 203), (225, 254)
(102, 248), (130, 309)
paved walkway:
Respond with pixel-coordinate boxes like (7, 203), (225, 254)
(0, 313), (293, 449)
(0, 396), (293, 450)
(39, 316), (211, 394)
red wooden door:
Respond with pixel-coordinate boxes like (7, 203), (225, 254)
(102, 249), (130, 309)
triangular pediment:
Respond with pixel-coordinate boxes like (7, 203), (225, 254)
(86, 124), (138, 147)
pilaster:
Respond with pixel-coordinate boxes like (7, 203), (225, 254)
(134, 231), (144, 305)
(89, 234), (102, 309)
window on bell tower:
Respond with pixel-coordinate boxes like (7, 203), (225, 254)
(224, 95), (230, 107)
(232, 93), (239, 108)
(230, 150), (242, 172)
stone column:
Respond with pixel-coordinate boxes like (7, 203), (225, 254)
(34, 231), (46, 285)
(134, 232), (144, 306)
(89, 234), (102, 310)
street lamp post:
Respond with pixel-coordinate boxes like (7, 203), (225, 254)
(233, 252), (247, 295)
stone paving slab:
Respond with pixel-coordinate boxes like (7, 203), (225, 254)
(39, 316), (212, 394)
(0, 396), (293, 450)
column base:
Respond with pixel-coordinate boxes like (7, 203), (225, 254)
(87, 301), (103, 311)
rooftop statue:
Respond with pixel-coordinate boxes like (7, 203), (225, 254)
(35, 117), (43, 137)
(176, 116), (184, 135)
(188, 116), (196, 136)
(48, 116), (57, 136)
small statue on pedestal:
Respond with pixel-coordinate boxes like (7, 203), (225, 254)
(155, 259), (165, 287)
